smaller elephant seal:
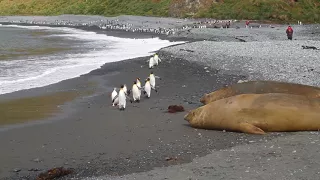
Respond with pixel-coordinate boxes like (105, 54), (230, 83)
(200, 81), (320, 105)
(186, 93), (320, 134)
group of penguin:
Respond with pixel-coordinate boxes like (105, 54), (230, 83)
(111, 53), (162, 110)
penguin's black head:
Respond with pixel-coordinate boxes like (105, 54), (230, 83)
(133, 81), (136, 84)
(120, 85), (124, 88)
(150, 71), (153, 74)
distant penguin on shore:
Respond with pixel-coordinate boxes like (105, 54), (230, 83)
(132, 81), (141, 102)
(111, 88), (118, 106)
(149, 72), (161, 90)
(113, 85), (132, 110)
(153, 53), (162, 66)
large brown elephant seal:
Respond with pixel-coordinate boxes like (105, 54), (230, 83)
(186, 93), (320, 135)
(200, 81), (320, 105)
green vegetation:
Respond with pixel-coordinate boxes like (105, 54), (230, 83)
(0, 90), (93, 126)
(199, 0), (320, 23)
(0, 0), (319, 23)
(0, 0), (171, 17)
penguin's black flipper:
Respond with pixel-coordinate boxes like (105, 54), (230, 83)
(127, 90), (131, 95)
(112, 95), (119, 103)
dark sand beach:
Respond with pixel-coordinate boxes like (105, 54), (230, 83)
(0, 15), (319, 180)
(0, 49), (279, 180)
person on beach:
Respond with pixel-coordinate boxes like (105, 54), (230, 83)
(286, 26), (293, 40)
(245, 20), (250, 28)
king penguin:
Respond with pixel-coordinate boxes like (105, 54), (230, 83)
(144, 78), (152, 98)
(111, 88), (118, 106)
(148, 56), (155, 69)
(153, 53), (161, 66)
(132, 81), (141, 102)
(149, 71), (161, 90)
(113, 85), (132, 110)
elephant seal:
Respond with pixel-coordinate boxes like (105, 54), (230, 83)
(186, 93), (320, 135)
(200, 81), (320, 105)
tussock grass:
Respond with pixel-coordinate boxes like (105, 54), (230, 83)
(0, 0), (318, 23)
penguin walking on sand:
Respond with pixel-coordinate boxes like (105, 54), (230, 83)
(149, 72), (161, 90)
(144, 78), (152, 98)
(153, 53), (162, 66)
(113, 85), (133, 110)
(132, 81), (141, 102)
(111, 88), (119, 106)
(147, 56), (155, 69)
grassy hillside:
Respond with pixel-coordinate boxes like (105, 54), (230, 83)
(0, 0), (319, 23)
(199, 0), (320, 23)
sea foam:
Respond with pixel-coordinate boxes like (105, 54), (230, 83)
(0, 25), (184, 95)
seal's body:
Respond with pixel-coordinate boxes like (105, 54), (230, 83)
(200, 81), (320, 105)
(186, 93), (320, 134)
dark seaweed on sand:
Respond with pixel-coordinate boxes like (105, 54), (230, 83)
(168, 105), (185, 113)
(36, 167), (73, 180)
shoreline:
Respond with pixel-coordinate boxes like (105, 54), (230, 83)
(0, 15), (319, 180)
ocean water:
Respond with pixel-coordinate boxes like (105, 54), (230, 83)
(0, 24), (183, 95)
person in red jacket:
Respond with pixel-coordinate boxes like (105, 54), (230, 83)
(286, 26), (293, 40)
(245, 20), (250, 28)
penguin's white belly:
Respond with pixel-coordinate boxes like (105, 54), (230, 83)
(132, 86), (140, 100)
(154, 56), (159, 65)
(123, 86), (127, 94)
(118, 92), (126, 107)
(111, 92), (117, 102)
(149, 57), (154, 68)
(145, 83), (151, 97)
(137, 82), (141, 89)
(150, 77), (155, 88)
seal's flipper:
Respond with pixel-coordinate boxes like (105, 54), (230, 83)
(239, 122), (266, 135)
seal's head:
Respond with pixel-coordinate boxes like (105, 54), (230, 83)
(184, 109), (199, 124)
(200, 93), (209, 104)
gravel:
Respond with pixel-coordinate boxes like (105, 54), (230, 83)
(162, 37), (320, 87)
(84, 132), (320, 180)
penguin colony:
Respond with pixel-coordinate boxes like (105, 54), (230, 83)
(111, 53), (162, 110)
(7, 18), (238, 36)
